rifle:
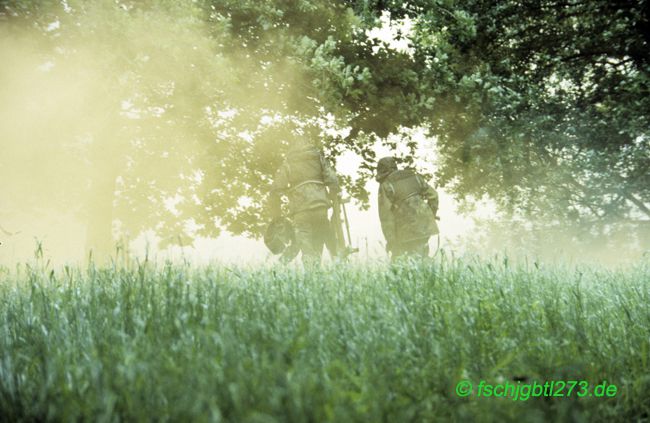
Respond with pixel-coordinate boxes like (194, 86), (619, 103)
(330, 196), (358, 259)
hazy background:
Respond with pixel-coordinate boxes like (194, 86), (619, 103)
(0, 137), (483, 265)
(0, 3), (476, 266)
(1, 1), (647, 267)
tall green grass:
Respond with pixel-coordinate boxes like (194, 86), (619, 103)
(0, 254), (648, 422)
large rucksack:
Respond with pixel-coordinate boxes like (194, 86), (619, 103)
(382, 169), (438, 243)
(283, 146), (331, 213)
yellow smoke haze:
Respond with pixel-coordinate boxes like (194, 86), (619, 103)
(0, 2), (644, 267)
(0, 1), (245, 263)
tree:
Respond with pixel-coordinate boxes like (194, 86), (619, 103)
(422, 0), (649, 229)
(1, 0), (238, 256)
(348, 0), (649, 249)
(2, 0), (648, 256)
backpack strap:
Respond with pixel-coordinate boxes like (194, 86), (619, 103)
(289, 180), (325, 191)
(383, 181), (396, 202)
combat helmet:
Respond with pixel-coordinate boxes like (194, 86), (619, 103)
(376, 157), (398, 182)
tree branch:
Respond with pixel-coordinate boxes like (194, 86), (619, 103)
(623, 192), (650, 219)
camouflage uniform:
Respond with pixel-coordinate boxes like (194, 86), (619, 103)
(270, 141), (339, 263)
(376, 157), (439, 260)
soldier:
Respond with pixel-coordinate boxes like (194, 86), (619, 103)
(269, 138), (339, 264)
(376, 157), (439, 260)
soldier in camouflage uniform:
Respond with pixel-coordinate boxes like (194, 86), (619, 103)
(269, 139), (339, 263)
(376, 157), (439, 259)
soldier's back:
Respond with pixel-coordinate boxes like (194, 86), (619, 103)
(382, 169), (437, 244)
(283, 145), (331, 214)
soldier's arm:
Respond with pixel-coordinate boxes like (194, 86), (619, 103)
(378, 185), (397, 250)
(418, 175), (439, 216)
(320, 154), (340, 197)
(268, 193), (282, 218)
(269, 163), (290, 218)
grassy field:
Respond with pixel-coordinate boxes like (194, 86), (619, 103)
(0, 254), (648, 422)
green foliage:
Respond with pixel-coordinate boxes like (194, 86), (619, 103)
(338, 0), (650, 237)
(1, 0), (648, 248)
(0, 256), (649, 421)
(420, 0), (650, 231)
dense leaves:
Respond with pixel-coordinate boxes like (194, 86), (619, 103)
(1, 0), (648, 251)
(424, 0), (650, 232)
